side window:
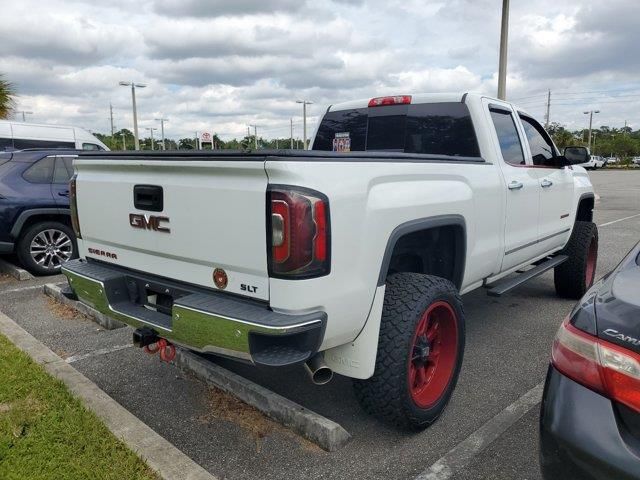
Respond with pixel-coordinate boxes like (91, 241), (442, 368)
(23, 157), (55, 183)
(82, 143), (102, 151)
(53, 157), (74, 184)
(519, 116), (556, 167)
(13, 138), (75, 149)
(489, 109), (525, 166)
(0, 136), (13, 150)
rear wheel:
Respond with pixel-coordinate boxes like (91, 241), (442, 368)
(353, 273), (465, 429)
(16, 221), (78, 275)
(554, 221), (598, 299)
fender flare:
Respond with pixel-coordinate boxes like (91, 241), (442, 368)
(575, 192), (595, 223)
(10, 208), (71, 239)
(377, 214), (467, 289)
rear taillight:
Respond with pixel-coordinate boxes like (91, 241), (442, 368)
(368, 95), (412, 107)
(552, 317), (640, 413)
(267, 186), (330, 278)
(69, 174), (81, 239)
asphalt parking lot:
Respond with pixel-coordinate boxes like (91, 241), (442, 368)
(1, 169), (639, 480)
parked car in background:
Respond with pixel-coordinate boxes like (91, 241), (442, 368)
(540, 240), (640, 479)
(577, 154), (605, 170)
(0, 121), (109, 151)
(605, 156), (619, 165)
(0, 150), (79, 274)
(632, 156), (640, 165)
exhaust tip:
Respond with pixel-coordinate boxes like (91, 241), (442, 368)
(311, 366), (333, 385)
(304, 353), (333, 385)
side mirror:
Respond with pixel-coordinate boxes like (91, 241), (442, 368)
(563, 146), (590, 165)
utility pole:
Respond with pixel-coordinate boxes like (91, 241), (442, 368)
(290, 118), (294, 149)
(155, 118), (168, 150)
(583, 110), (600, 152)
(109, 103), (115, 137)
(249, 124), (258, 149)
(296, 100), (313, 149)
(497, 0), (510, 100)
(145, 127), (157, 150)
(624, 120), (628, 136)
(119, 81), (146, 150)
(544, 90), (551, 128)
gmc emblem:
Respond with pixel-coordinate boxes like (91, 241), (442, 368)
(129, 213), (170, 233)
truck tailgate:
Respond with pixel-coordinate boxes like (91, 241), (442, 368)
(74, 159), (269, 301)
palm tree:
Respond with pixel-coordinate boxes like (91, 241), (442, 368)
(0, 74), (16, 119)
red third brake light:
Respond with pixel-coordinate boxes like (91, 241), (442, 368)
(552, 317), (640, 414)
(267, 187), (330, 278)
(368, 95), (412, 107)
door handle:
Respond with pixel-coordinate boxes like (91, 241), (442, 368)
(541, 179), (553, 188)
(58, 191), (69, 197)
(508, 181), (524, 190)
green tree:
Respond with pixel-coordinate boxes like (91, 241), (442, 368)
(0, 74), (16, 119)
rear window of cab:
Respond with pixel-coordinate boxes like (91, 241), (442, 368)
(312, 102), (480, 157)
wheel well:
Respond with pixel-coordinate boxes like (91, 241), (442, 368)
(383, 224), (465, 290)
(16, 214), (71, 239)
(576, 196), (595, 222)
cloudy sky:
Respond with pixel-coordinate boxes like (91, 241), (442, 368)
(1, 0), (639, 141)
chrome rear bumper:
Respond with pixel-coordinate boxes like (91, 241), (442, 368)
(62, 259), (325, 366)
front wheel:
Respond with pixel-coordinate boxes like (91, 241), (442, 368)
(554, 221), (598, 299)
(353, 273), (465, 429)
(16, 221), (78, 275)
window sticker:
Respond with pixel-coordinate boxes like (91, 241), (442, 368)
(332, 132), (351, 152)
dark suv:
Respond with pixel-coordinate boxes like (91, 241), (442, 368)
(0, 150), (78, 274)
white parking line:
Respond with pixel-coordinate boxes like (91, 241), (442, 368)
(65, 344), (133, 364)
(415, 382), (544, 480)
(598, 213), (640, 227)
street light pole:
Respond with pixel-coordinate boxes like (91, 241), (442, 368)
(145, 127), (157, 151)
(296, 100), (313, 149)
(497, 0), (510, 100)
(119, 81), (146, 150)
(290, 118), (294, 149)
(583, 110), (600, 152)
(109, 103), (115, 136)
(155, 118), (168, 150)
(19, 111), (33, 122)
(249, 124), (258, 149)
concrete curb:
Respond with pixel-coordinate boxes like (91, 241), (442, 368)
(0, 311), (216, 480)
(175, 349), (352, 452)
(42, 283), (352, 452)
(0, 258), (33, 281)
(43, 283), (125, 330)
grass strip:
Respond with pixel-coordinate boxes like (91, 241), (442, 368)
(0, 333), (158, 480)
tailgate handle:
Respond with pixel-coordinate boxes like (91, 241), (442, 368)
(134, 185), (164, 212)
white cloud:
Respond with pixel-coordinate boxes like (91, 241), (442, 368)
(0, 0), (638, 140)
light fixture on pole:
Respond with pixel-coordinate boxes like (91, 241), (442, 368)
(583, 110), (600, 152)
(155, 118), (169, 150)
(119, 81), (146, 150)
(145, 127), (157, 151)
(296, 100), (313, 149)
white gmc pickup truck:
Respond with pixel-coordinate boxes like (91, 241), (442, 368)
(62, 93), (597, 428)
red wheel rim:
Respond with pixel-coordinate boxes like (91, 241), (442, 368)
(585, 238), (597, 287)
(408, 301), (459, 408)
